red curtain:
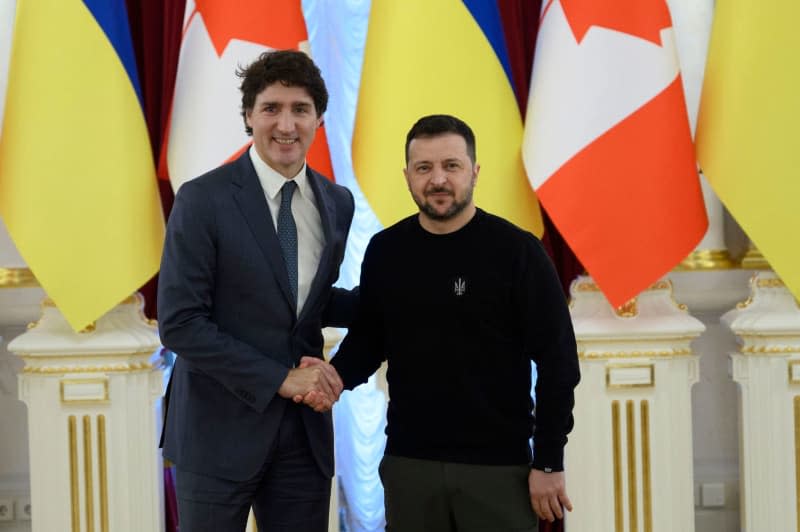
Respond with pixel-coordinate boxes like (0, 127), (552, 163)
(127, 0), (185, 319)
(126, 2), (185, 530)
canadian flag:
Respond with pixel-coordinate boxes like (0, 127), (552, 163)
(162, 0), (333, 191)
(523, 0), (707, 307)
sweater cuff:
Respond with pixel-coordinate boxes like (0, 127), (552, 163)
(531, 442), (564, 472)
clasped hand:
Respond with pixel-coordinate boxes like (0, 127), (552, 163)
(277, 356), (343, 412)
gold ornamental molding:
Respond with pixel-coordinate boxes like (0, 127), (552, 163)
(675, 249), (735, 270)
(574, 280), (672, 293)
(756, 278), (785, 289)
(614, 299), (638, 318)
(580, 348), (693, 360)
(741, 246), (771, 270)
(18, 349), (156, 361)
(611, 400), (653, 532)
(626, 401), (638, 532)
(22, 361), (153, 374)
(611, 401), (623, 532)
(641, 400), (653, 532)
(0, 267), (38, 288)
(740, 345), (800, 356)
(68, 416), (79, 532)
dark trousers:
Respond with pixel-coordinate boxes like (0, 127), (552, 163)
(175, 404), (330, 532)
(379, 455), (538, 532)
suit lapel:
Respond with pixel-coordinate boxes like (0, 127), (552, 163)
(231, 153), (297, 314)
(300, 168), (336, 322)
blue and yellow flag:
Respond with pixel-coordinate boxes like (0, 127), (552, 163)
(696, 0), (800, 300)
(0, 0), (164, 331)
(352, 0), (543, 236)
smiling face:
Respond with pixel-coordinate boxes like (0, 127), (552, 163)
(404, 133), (479, 233)
(245, 82), (322, 178)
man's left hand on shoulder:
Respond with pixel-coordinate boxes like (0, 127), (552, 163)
(529, 468), (573, 522)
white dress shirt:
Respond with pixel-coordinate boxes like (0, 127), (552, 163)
(249, 146), (325, 315)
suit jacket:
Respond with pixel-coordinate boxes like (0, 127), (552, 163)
(157, 151), (355, 481)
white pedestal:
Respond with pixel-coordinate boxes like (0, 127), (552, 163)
(9, 294), (164, 532)
(723, 271), (800, 531)
(567, 277), (705, 532)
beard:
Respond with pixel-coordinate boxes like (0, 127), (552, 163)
(413, 185), (474, 221)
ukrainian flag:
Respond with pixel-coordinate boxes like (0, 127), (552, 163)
(0, 0), (164, 331)
(352, 0), (543, 236)
(696, 0), (800, 300)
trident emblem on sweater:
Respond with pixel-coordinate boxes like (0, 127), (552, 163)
(454, 277), (466, 296)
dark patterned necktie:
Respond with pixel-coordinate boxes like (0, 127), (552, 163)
(277, 181), (298, 303)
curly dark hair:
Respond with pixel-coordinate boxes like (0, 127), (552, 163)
(405, 114), (476, 164)
(237, 50), (329, 136)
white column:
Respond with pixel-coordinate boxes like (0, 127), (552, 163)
(723, 271), (800, 532)
(9, 294), (164, 532)
(567, 277), (705, 532)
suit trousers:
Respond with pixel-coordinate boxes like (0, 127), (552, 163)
(379, 455), (538, 532)
(175, 401), (331, 532)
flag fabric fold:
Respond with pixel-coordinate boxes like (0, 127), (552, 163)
(353, 0), (543, 237)
(523, 0), (707, 307)
(163, 0), (333, 191)
(696, 0), (800, 300)
(0, 0), (164, 331)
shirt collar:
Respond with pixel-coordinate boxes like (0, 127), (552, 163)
(249, 144), (310, 200)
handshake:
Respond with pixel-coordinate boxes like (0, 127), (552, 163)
(277, 356), (344, 412)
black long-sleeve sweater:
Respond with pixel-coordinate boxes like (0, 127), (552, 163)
(332, 209), (580, 471)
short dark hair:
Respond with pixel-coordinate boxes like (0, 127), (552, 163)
(237, 50), (329, 136)
(404, 114), (476, 164)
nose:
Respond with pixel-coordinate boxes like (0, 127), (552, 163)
(276, 109), (294, 132)
(430, 169), (447, 186)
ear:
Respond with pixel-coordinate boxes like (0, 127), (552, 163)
(244, 108), (253, 128)
(472, 163), (480, 186)
(403, 167), (411, 189)
(316, 115), (324, 129)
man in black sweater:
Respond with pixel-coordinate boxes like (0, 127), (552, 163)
(302, 114), (580, 531)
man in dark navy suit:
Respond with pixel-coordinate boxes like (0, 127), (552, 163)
(158, 50), (354, 532)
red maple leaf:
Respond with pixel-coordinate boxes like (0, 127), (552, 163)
(559, 0), (672, 46)
(194, 0), (308, 57)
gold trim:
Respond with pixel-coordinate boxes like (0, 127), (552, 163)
(98, 415), (109, 532)
(614, 299), (638, 318)
(627, 400), (638, 532)
(69, 416), (79, 532)
(794, 396), (800, 532)
(757, 278), (785, 288)
(612, 401), (623, 532)
(20, 350), (155, 361)
(790, 362), (800, 385)
(741, 345), (800, 355)
(736, 295), (754, 310)
(0, 267), (39, 288)
(581, 348), (693, 360)
(84, 416), (95, 532)
(606, 364), (655, 389)
(23, 362), (153, 374)
(641, 401), (652, 532)
(60, 378), (110, 404)
(741, 246), (770, 270)
(574, 281), (602, 292)
(675, 249), (735, 270)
